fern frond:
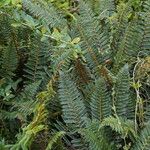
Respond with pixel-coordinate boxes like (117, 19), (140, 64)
(114, 64), (134, 118)
(24, 39), (51, 85)
(111, 2), (132, 52)
(76, 1), (111, 71)
(90, 77), (111, 121)
(113, 18), (143, 70)
(22, 0), (66, 29)
(0, 110), (18, 120)
(0, 15), (12, 45)
(0, 43), (18, 78)
(58, 72), (87, 129)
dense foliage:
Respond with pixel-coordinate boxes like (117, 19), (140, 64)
(0, 0), (150, 149)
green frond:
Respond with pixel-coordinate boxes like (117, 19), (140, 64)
(58, 71), (89, 150)
(85, 0), (115, 16)
(100, 116), (123, 134)
(111, 2), (132, 52)
(0, 15), (12, 45)
(90, 77), (111, 121)
(113, 9), (150, 70)
(0, 110), (18, 120)
(18, 80), (41, 99)
(76, 1), (111, 71)
(22, 0), (67, 29)
(24, 39), (51, 85)
(114, 64), (134, 118)
(113, 18), (143, 70)
(0, 43), (18, 78)
(58, 72), (87, 129)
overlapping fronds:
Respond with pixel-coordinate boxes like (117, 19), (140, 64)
(1, 0), (150, 149)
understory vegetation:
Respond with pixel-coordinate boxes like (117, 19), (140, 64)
(0, 0), (150, 149)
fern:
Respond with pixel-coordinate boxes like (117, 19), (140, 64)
(113, 18), (143, 70)
(0, 15), (12, 45)
(76, 1), (111, 71)
(0, 43), (18, 78)
(58, 71), (88, 150)
(58, 71), (87, 129)
(24, 38), (51, 85)
(1, 0), (150, 149)
(114, 64), (134, 118)
(90, 77), (111, 121)
(140, 13), (150, 53)
(111, 2), (132, 53)
(113, 1), (150, 69)
(22, 0), (67, 29)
